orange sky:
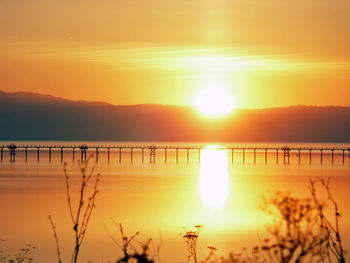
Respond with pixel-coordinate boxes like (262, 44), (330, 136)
(1, 0), (350, 108)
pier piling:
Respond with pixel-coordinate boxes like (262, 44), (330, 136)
(96, 148), (99, 162)
(79, 145), (88, 162)
(309, 149), (312, 164)
(254, 149), (256, 164)
(37, 147), (40, 162)
(149, 145), (156, 164)
(282, 147), (290, 164)
(8, 144), (17, 162)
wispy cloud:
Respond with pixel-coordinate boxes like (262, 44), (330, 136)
(75, 45), (350, 74)
(1, 39), (350, 74)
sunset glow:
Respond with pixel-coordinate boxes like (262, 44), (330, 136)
(1, 0), (350, 262)
(1, 0), (350, 108)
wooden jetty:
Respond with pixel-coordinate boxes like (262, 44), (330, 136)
(0, 143), (349, 164)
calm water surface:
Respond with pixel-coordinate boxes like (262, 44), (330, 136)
(0, 141), (350, 262)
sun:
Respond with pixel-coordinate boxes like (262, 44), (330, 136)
(194, 87), (235, 116)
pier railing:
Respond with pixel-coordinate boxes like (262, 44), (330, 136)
(1, 143), (349, 164)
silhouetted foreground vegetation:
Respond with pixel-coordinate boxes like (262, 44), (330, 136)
(0, 241), (37, 263)
(0, 160), (348, 263)
(49, 159), (100, 263)
(219, 179), (347, 263)
(104, 221), (156, 263)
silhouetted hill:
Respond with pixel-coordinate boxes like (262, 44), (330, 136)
(0, 90), (349, 142)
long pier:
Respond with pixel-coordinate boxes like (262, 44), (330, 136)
(1, 143), (349, 165)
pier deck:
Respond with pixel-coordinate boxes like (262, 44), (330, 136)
(1, 143), (349, 164)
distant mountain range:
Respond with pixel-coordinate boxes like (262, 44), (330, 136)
(0, 90), (349, 142)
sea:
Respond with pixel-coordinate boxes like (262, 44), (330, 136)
(0, 141), (350, 262)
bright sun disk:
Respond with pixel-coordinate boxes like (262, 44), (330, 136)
(195, 87), (234, 116)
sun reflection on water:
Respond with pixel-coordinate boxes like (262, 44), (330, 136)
(200, 146), (229, 209)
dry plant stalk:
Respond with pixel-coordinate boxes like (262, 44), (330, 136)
(182, 225), (217, 263)
(49, 215), (63, 263)
(105, 219), (155, 263)
(49, 157), (101, 263)
(220, 179), (347, 263)
(220, 191), (328, 263)
(0, 239), (37, 263)
(309, 178), (346, 263)
(259, 191), (327, 263)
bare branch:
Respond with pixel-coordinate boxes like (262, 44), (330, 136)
(49, 215), (63, 263)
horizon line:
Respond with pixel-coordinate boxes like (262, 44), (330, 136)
(1, 89), (349, 110)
